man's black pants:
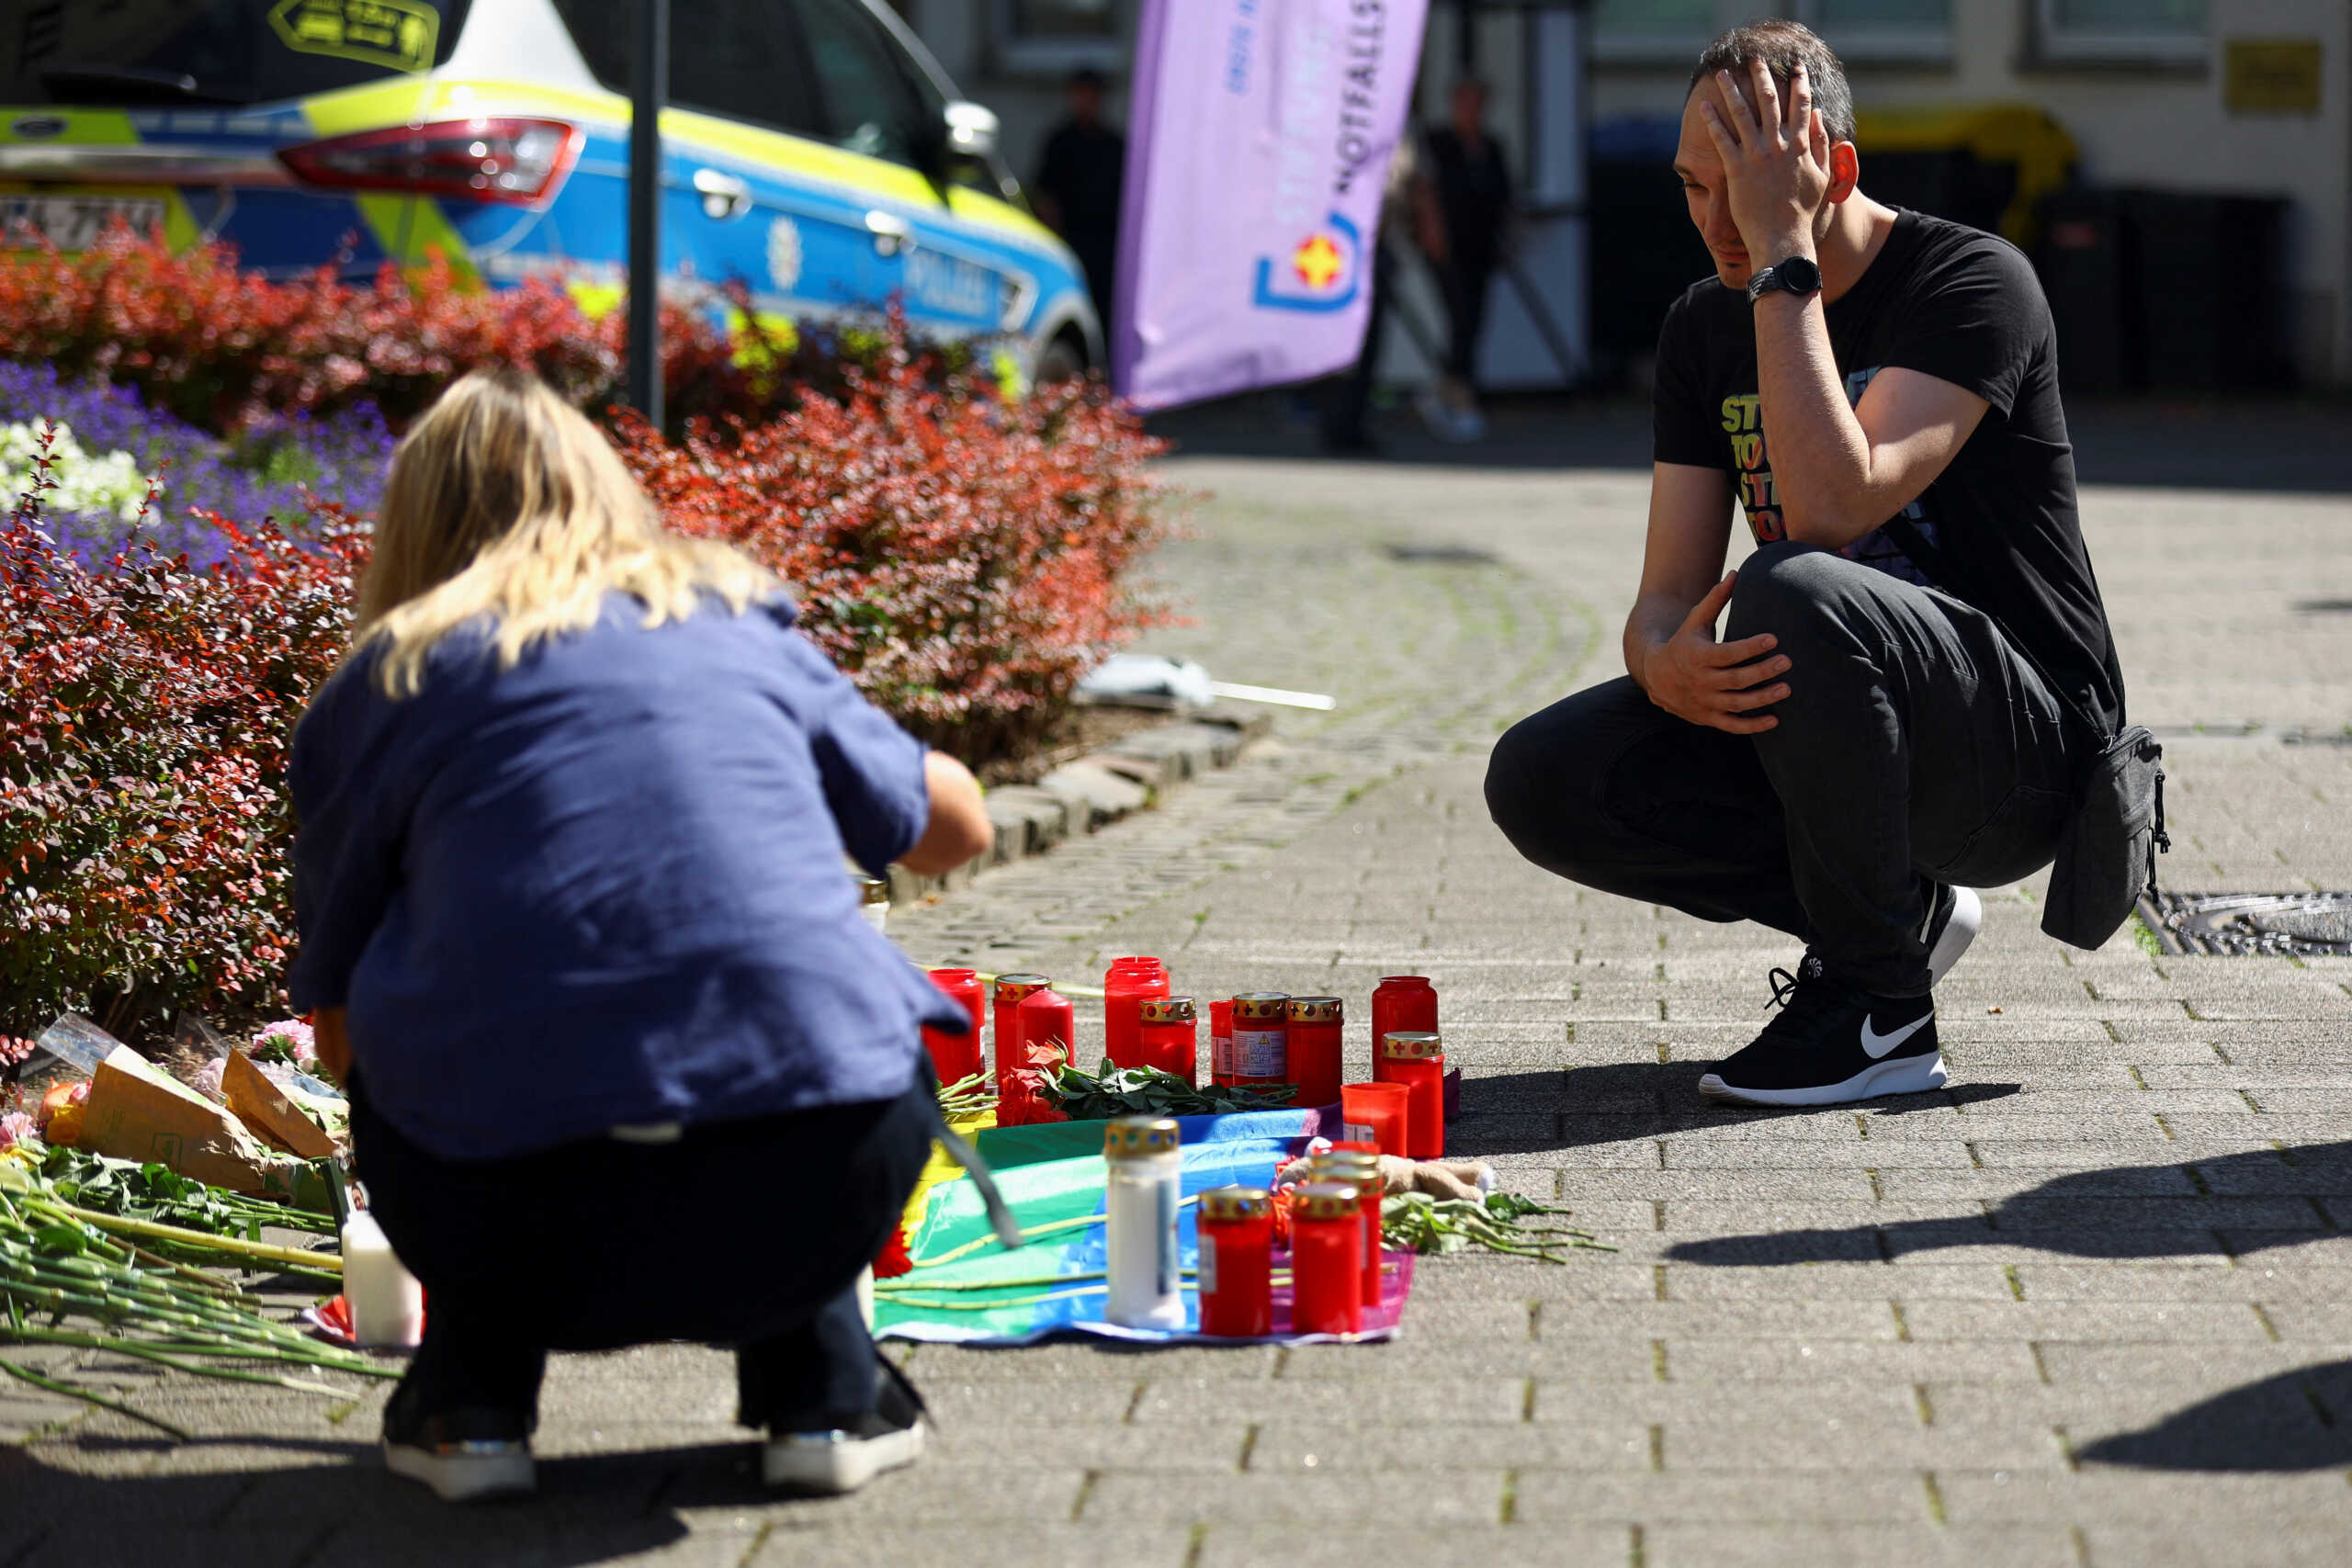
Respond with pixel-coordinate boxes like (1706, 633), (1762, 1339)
(1485, 543), (2090, 997)
(353, 1073), (932, 1435)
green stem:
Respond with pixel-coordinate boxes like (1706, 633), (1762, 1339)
(0, 1355), (191, 1441)
(2, 1327), (352, 1395)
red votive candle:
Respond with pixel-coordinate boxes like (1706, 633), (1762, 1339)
(1340, 1081), (1411, 1157)
(1209, 999), (1236, 1087)
(1289, 1182), (1363, 1336)
(1017, 988), (1077, 1071)
(1137, 996), (1199, 1085)
(921, 968), (984, 1085)
(1102, 957), (1170, 1069)
(1315, 1145), (1386, 1311)
(1381, 1032), (1446, 1158)
(1370, 976), (1437, 1085)
(1230, 993), (1290, 1093)
(991, 974), (1052, 1089)
(1285, 996), (1344, 1110)
(1196, 1186), (1274, 1337)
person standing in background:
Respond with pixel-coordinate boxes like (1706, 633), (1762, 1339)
(1033, 67), (1126, 317)
(1422, 78), (1516, 441)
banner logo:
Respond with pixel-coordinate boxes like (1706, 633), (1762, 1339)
(1252, 211), (1361, 312)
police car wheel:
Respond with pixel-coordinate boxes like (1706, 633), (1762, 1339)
(1035, 335), (1087, 385)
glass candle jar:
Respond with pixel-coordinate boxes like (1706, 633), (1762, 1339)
(1370, 976), (1437, 1085)
(1104, 1116), (1185, 1330)
(1380, 1031), (1446, 1159)
(1137, 996), (1199, 1085)
(1311, 1147), (1386, 1311)
(1196, 1185), (1274, 1337)
(920, 967), (985, 1086)
(1284, 997), (1344, 1110)
(1230, 993), (1291, 1089)
(1288, 1181), (1363, 1336)
(1340, 1081), (1411, 1157)
(1102, 957), (1170, 1070)
(854, 873), (889, 934)
(1209, 999), (1235, 1087)
(992, 974), (1052, 1089)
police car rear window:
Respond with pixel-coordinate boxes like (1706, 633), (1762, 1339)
(0, 0), (469, 107)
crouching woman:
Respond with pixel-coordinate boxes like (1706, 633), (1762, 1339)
(288, 369), (991, 1503)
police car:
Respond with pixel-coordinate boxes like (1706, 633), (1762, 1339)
(0, 0), (1102, 379)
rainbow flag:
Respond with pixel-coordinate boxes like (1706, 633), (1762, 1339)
(875, 1108), (1414, 1345)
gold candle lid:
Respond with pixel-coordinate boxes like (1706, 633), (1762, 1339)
(1140, 997), (1198, 1025)
(1380, 1031), (1443, 1061)
(1199, 1186), (1272, 1222)
(854, 873), (888, 905)
(993, 973), (1052, 1001)
(1286, 996), (1342, 1023)
(1292, 1181), (1362, 1221)
(1103, 1116), (1181, 1159)
(1233, 993), (1291, 1021)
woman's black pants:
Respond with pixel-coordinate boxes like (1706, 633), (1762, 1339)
(351, 1074), (932, 1435)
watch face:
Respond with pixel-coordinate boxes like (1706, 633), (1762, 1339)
(1780, 256), (1823, 294)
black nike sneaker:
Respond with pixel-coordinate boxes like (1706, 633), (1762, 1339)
(1697, 955), (1947, 1107)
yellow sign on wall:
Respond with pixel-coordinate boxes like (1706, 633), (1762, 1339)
(2224, 39), (2324, 117)
(268, 0), (439, 73)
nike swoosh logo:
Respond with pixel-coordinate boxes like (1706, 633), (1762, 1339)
(1860, 1013), (1931, 1059)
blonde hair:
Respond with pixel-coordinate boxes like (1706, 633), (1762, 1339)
(352, 368), (776, 696)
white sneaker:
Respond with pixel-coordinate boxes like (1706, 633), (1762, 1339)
(383, 1436), (535, 1503)
(1927, 886), (1983, 987)
(762, 1416), (926, 1494)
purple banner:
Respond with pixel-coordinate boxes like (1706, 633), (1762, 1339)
(1113, 0), (1430, 412)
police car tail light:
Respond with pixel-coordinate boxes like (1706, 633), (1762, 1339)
(278, 118), (582, 205)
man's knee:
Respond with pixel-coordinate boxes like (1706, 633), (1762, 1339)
(1724, 542), (1859, 647)
(1485, 689), (1632, 880)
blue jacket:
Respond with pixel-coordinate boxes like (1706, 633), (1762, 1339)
(288, 593), (963, 1160)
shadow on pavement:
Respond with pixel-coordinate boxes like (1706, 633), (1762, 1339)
(2079, 1360), (2352, 1472)
(1663, 1141), (2352, 1265)
(1445, 1062), (2018, 1156)
(0, 1436), (850, 1561)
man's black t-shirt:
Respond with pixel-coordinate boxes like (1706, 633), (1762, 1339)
(1652, 208), (2125, 732)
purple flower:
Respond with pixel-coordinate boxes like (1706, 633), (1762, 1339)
(0, 362), (390, 570)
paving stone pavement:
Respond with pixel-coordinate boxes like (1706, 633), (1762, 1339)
(7, 440), (2352, 1567)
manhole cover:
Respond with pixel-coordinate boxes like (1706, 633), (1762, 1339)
(2142, 892), (2352, 956)
(1385, 543), (1498, 565)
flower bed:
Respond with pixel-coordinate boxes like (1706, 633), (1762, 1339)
(0, 307), (1166, 1042)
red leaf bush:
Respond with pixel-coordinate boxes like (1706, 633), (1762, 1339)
(624, 343), (1168, 758)
(1, 450), (368, 1041)
(0, 225), (820, 436)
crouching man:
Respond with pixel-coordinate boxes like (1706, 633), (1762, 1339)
(1487, 20), (2127, 1107)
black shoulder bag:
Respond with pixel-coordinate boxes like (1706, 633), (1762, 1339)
(1882, 519), (2168, 950)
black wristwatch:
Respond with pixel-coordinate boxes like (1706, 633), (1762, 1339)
(1746, 254), (1822, 303)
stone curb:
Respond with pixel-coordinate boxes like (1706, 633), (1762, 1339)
(884, 703), (1273, 908)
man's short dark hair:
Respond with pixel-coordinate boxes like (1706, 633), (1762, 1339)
(1688, 19), (1855, 147)
(1069, 66), (1108, 93)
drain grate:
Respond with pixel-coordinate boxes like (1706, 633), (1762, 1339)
(2141, 892), (2352, 957)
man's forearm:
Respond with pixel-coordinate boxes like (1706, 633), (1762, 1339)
(1751, 285), (1883, 548)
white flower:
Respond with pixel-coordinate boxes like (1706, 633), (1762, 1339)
(2, 420), (158, 523)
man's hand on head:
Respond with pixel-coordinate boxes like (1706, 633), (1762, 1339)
(1636, 570), (1791, 737)
(1696, 60), (1833, 264)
